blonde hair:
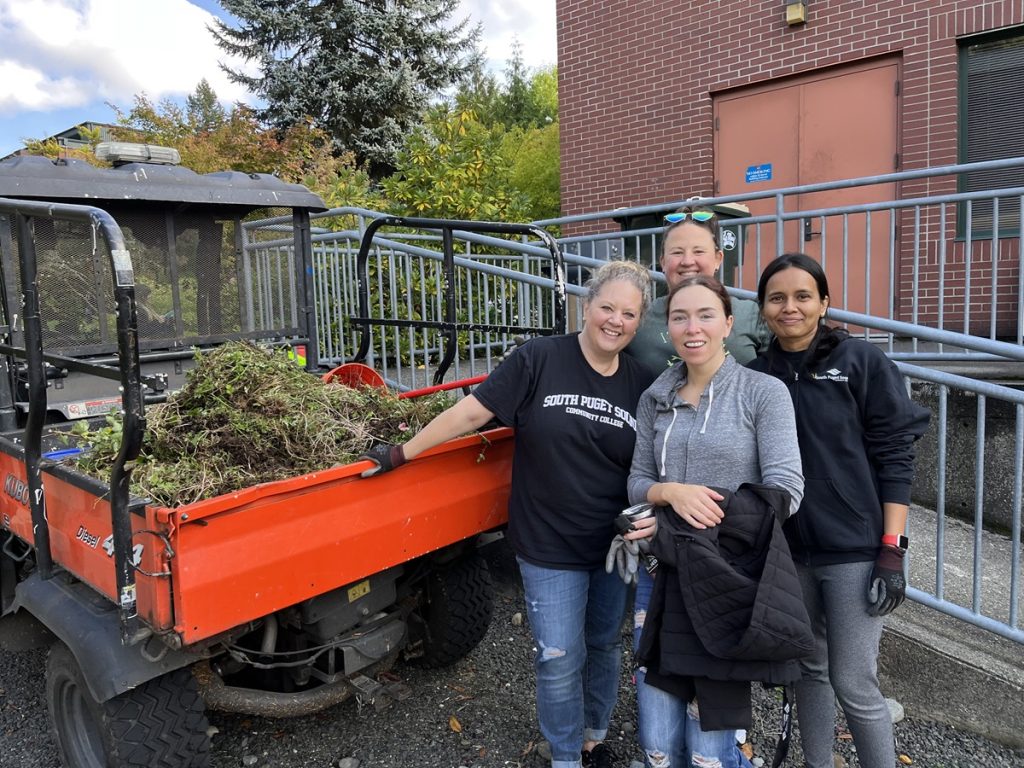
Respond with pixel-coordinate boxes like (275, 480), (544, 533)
(584, 260), (653, 320)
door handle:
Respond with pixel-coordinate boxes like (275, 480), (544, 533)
(803, 218), (821, 242)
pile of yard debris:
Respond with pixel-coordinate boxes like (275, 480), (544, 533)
(70, 342), (452, 507)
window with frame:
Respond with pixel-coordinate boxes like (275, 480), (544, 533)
(958, 28), (1024, 238)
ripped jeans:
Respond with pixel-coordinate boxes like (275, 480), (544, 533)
(517, 557), (628, 768)
(633, 569), (754, 768)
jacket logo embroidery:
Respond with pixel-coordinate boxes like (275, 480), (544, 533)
(811, 368), (849, 383)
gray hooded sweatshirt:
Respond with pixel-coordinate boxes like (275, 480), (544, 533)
(628, 355), (804, 514)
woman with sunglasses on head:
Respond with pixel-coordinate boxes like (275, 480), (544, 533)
(623, 205), (772, 764)
(626, 205), (770, 375)
(361, 261), (657, 768)
(622, 274), (805, 768)
(748, 253), (930, 768)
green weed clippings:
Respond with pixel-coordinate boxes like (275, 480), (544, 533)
(69, 342), (451, 507)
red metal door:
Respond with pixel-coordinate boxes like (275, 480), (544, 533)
(714, 58), (900, 318)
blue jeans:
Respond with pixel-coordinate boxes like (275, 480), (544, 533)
(518, 557), (628, 768)
(633, 569), (754, 768)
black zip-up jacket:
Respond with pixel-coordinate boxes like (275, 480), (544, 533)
(749, 335), (931, 566)
(636, 483), (814, 731)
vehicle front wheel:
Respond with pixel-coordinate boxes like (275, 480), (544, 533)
(45, 641), (210, 768)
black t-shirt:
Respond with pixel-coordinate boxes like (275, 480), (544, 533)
(473, 333), (655, 569)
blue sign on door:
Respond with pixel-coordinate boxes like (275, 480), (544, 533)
(745, 163), (773, 183)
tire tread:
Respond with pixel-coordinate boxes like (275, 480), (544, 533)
(418, 553), (494, 668)
(46, 642), (210, 768)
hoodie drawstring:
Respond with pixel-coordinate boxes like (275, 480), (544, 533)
(700, 379), (714, 435)
(660, 378), (715, 475)
(659, 406), (679, 477)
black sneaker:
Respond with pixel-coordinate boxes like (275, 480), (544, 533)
(581, 742), (615, 768)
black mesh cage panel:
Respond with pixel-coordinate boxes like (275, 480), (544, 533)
(0, 215), (117, 354)
(174, 211), (240, 339)
(0, 205), (300, 356)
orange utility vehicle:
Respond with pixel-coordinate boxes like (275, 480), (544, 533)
(0, 145), (566, 768)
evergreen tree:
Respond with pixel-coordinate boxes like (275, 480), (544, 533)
(451, 41), (557, 131)
(494, 41), (531, 128)
(211, 0), (480, 176)
(186, 79), (227, 134)
(453, 61), (504, 120)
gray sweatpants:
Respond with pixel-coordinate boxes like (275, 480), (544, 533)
(794, 561), (896, 768)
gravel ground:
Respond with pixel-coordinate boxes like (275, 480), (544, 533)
(1, 541), (1021, 768)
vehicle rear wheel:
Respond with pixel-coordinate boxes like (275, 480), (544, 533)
(45, 641), (210, 768)
(414, 550), (495, 668)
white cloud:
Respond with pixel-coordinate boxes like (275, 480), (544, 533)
(0, 0), (556, 128)
(457, 0), (557, 70)
(0, 59), (87, 112)
(0, 0), (254, 116)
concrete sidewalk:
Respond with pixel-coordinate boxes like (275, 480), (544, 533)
(878, 503), (1024, 748)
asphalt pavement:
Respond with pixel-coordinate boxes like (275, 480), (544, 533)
(1, 540), (1021, 768)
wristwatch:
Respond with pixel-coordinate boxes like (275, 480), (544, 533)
(881, 533), (909, 549)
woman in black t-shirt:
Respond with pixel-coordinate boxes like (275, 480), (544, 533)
(361, 260), (655, 768)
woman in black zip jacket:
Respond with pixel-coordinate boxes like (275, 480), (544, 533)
(747, 253), (930, 768)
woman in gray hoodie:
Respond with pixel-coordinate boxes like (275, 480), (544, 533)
(625, 275), (803, 768)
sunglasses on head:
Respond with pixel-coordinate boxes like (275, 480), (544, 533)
(664, 210), (715, 224)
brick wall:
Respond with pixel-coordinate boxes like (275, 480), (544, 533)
(557, 0), (1023, 331)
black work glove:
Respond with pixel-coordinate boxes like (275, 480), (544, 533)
(358, 443), (406, 478)
(867, 545), (906, 616)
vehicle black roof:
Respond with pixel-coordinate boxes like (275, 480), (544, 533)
(0, 156), (327, 212)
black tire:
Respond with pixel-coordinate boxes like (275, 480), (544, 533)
(45, 641), (210, 768)
(414, 551), (495, 668)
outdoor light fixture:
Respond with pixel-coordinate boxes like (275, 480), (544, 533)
(785, 0), (808, 26)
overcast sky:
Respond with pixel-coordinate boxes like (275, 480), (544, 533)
(0, 0), (557, 157)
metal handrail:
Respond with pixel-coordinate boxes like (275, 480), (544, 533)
(532, 155), (1024, 226)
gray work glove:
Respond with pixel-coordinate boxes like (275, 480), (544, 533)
(605, 534), (640, 585)
(867, 544), (906, 616)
